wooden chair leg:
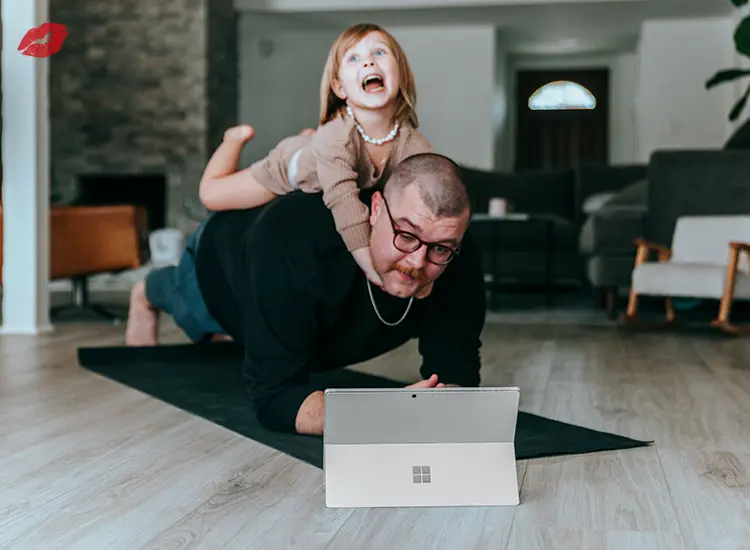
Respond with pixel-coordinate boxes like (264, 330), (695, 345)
(622, 245), (649, 324)
(711, 248), (747, 335)
(624, 289), (638, 320)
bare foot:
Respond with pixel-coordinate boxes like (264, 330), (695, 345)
(210, 334), (233, 342)
(125, 280), (159, 346)
(223, 124), (254, 143)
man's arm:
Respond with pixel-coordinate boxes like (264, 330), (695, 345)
(417, 233), (486, 386)
(240, 212), (329, 434)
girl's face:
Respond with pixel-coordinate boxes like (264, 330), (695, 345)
(333, 31), (401, 114)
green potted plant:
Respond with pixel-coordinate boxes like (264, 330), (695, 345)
(706, 0), (750, 121)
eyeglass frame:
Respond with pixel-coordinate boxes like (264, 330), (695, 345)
(379, 193), (461, 266)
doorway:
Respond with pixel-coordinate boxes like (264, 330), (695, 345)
(514, 68), (609, 171)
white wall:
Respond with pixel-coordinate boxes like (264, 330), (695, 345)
(237, 16), (339, 168)
(610, 53), (638, 164)
(1, 0), (52, 334)
(635, 17), (736, 161)
(507, 51), (638, 166)
(389, 25), (496, 169)
(237, 18), (497, 170)
(493, 31), (511, 171)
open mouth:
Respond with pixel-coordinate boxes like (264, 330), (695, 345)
(361, 74), (385, 93)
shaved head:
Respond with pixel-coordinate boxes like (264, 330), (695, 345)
(383, 153), (471, 219)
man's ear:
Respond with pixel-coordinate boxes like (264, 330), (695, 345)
(369, 191), (383, 226)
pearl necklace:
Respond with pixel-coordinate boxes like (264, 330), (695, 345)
(367, 279), (413, 326)
(346, 105), (399, 145)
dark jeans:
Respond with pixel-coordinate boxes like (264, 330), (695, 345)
(144, 214), (225, 343)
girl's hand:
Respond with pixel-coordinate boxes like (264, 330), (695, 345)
(351, 247), (384, 287)
(365, 269), (384, 288)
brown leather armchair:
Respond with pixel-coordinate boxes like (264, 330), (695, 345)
(0, 204), (150, 320)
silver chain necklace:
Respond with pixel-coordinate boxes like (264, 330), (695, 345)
(346, 105), (399, 145)
(367, 279), (413, 326)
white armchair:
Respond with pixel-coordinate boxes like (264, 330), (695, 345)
(622, 215), (750, 335)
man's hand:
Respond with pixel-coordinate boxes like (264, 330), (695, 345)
(295, 391), (325, 435)
(294, 375), (452, 436)
(406, 373), (447, 389)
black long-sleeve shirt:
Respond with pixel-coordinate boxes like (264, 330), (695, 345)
(195, 191), (486, 433)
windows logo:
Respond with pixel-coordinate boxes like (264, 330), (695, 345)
(412, 465), (431, 484)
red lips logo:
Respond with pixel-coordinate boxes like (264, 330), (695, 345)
(18, 23), (68, 58)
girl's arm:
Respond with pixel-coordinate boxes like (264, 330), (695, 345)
(199, 125), (276, 212)
(309, 126), (384, 286)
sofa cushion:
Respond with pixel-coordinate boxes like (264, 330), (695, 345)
(575, 163), (647, 221)
(605, 178), (647, 207)
(579, 206), (646, 255)
(582, 192), (617, 214)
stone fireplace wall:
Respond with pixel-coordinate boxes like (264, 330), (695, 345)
(49, 0), (238, 234)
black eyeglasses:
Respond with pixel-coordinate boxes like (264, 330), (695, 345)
(380, 195), (460, 266)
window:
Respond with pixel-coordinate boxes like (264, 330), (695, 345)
(528, 80), (596, 111)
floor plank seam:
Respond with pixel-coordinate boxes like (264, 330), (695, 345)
(504, 461), (530, 549)
(652, 446), (690, 548)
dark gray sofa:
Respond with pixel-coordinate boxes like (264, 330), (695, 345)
(579, 178), (648, 311)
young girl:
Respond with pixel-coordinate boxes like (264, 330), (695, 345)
(198, 23), (433, 287)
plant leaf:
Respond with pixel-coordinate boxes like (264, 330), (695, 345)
(706, 68), (750, 88)
(731, 0), (748, 7)
(729, 82), (750, 122)
(735, 15), (750, 57)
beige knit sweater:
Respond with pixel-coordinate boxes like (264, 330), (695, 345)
(248, 111), (433, 252)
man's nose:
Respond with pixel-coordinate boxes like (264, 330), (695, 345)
(404, 246), (428, 268)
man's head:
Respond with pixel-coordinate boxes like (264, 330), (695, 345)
(368, 153), (472, 298)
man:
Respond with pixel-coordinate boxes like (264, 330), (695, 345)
(125, 153), (486, 435)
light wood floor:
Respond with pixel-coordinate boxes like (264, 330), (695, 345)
(1, 313), (749, 550)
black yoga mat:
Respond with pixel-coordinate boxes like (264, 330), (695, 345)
(77, 343), (651, 468)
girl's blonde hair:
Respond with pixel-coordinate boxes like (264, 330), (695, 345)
(319, 23), (418, 128)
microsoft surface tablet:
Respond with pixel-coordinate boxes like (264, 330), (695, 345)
(324, 386), (520, 508)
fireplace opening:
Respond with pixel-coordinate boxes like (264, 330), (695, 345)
(75, 174), (167, 232)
